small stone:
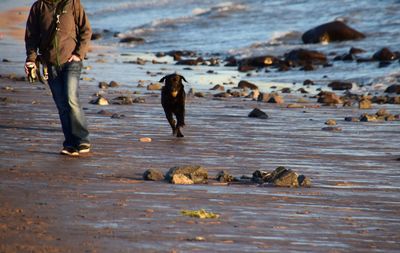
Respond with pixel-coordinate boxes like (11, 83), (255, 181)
(359, 99), (372, 109)
(210, 84), (225, 91)
(109, 81), (119, 87)
(238, 80), (258, 90)
(216, 170), (235, 183)
(267, 94), (284, 104)
(147, 83), (162, 91)
(91, 96), (109, 105)
(344, 117), (359, 122)
(248, 108), (268, 119)
(375, 108), (390, 117)
(325, 119), (337, 125)
(143, 169), (164, 181)
(98, 81), (108, 89)
(139, 137), (152, 143)
(360, 114), (378, 122)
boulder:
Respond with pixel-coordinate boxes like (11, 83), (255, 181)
(143, 169), (165, 181)
(248, 108), (268, 119)
(252, 170), (273, 183)
(344, 117), (360, 122)
(302, 21), (365, 44)
(238, 80), (259, 90)
(165, 165), (208, 184)
(328, 81), (353, 90)
(376, 108), (390, 117)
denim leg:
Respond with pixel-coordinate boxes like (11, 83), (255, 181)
(48, 61), (89, 147)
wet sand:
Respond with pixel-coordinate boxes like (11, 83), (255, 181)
(1, 6), (400, 253)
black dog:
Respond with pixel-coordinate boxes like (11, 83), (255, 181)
(160, 74), (187, 137)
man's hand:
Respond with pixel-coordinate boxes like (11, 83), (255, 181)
(68, 55), (81, 62)
(24, 62), (36, 75)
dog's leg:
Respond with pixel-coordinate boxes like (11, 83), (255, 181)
(175, 109), (185, 138)
(164, 110), (177, 136)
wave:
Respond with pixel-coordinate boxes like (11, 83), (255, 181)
(121, 2), (248, 37)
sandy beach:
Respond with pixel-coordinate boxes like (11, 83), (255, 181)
(1, 4), (400, 253)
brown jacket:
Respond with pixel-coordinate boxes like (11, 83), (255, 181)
(25, 0), (92, 66)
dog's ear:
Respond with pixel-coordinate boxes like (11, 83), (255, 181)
(159, 75), (167, 83)
(179, 75), (188, 83)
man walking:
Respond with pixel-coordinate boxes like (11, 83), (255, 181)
(25, 0), (92, 156)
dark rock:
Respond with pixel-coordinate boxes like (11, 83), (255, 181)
(111, 113), (125, 119)
(302, 21), (365, 44)
(2, 59), (10, 62)
(119, 37), (145, 44)
(248, 108), (268, 119)
(328, 81), (353, 90)
(297, 88), (309, 94)
(373, 48), (397, 61)
(91, 32), (102, 40)
(238, 80), (258, 90)
(109, 81), (119, 87)
(281, 87), (291, 93)
(360, 114), (378, 122)
(344, 117), (360, 122)
(303, 79), (315, 86)
(252, 170), (273, 183)
(285, 48), (327, 66)
(239, 55), (278, 68)
(143, 169), (165, 181)
(372, 95), (388, 104)
(165, 165), (208, 184)
(224, 56), (238, 67)
(384, 85), (400, 94)
(216, 170), (235, 183)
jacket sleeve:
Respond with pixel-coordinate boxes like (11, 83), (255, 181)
(25, 2), (40, 63)
(73, 0), (92, 59)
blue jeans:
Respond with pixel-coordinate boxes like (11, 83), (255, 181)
(48, 61), (90, 148)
